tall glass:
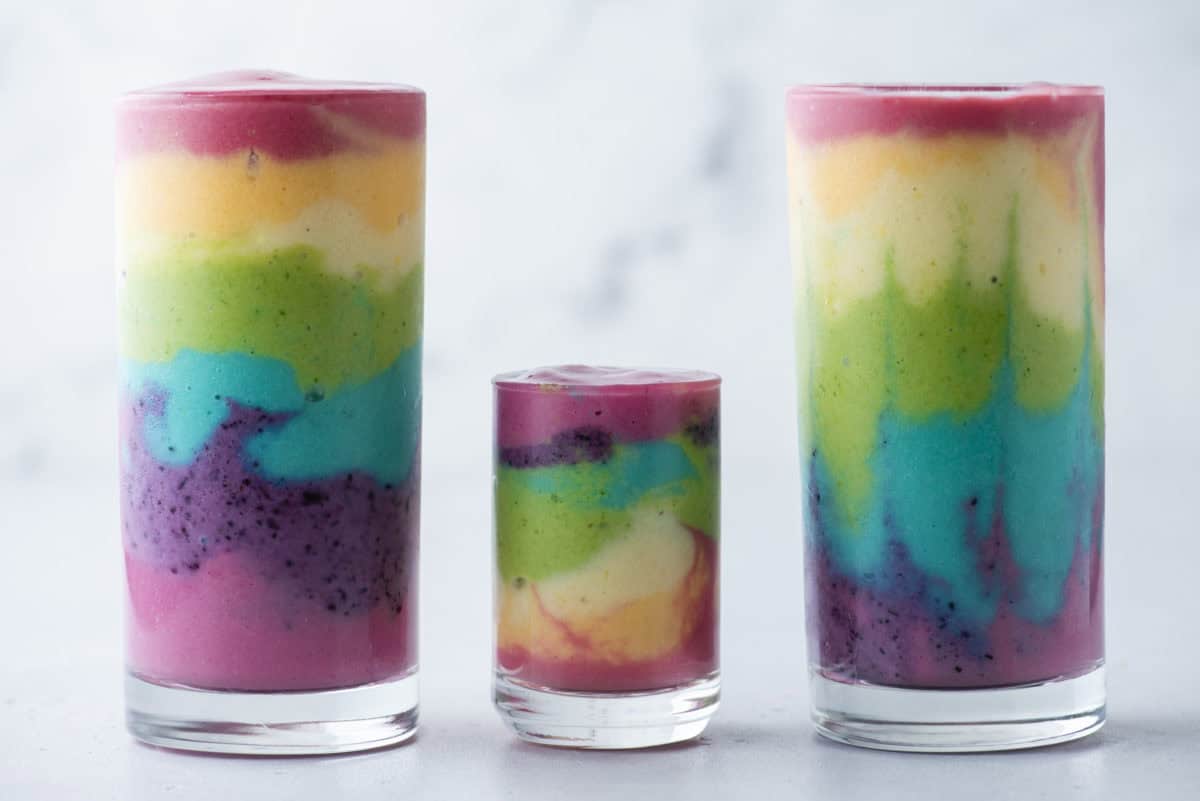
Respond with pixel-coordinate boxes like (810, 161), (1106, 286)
(116, 71), (425, 754)
(492, 366), (721, 748)
(786, 84), (1105, 751)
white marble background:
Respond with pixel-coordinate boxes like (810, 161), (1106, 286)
(1, 1), (1198, 798)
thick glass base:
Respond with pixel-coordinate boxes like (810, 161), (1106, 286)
(125, 670), (418, 755)
(494, 672), (720, 749)
(811, 665), (1105, 752)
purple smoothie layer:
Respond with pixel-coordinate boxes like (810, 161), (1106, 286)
(121, 393), (417, 618)
(499, 425), (614, 468)
(806, 471), (1104, 689)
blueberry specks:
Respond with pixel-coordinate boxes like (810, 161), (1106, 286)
(684, 413), (719, 446)
(805, 502), (1103, 687)
(301, 490), (327, 506)
(499, 425), (613, 468)
(120, 396), (416, 619)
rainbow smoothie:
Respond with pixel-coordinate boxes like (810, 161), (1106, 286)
(494, 367), (719, 693)
(117, 72), (424, 692)
(786, 85), (1104, 689)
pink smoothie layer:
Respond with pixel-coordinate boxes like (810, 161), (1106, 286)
(493, 365), (721, 448)
(786, 83), (1103, 143)
(126, 550), (416, 691)
(117, 70), (425, 160)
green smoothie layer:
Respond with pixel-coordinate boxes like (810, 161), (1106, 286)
(119, 242), (422, 390)
(802, 200), (1097, 526)
(496, 436), (717, 583)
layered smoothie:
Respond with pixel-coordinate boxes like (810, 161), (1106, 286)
(786, 85), (1104, 689)
(117, 72), (424, 692)
(494, 367), (719, 693)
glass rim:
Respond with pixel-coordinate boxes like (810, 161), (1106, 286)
(118, 70), (424, 104)
(786, 82), (1103, 97)
(493, 365), (722, 393)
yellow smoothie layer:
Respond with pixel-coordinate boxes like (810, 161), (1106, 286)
(787, 121), (1103, 344)
(496, 509), (710, 663)
(117, 142), (424, 283)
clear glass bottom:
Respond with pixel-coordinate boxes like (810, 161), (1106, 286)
(494, 672), (720, 749)
(125, 669), (418, 755)
(811, 664), (1105, 752)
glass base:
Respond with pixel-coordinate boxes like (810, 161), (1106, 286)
(811, 664), (1105, 752)
(125, 670), (418, 755)
(494, 672), (720, 749)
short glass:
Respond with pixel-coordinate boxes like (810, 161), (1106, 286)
(116, 71), (425, 754)
(786, 84), (1106, 751)
(492, 366), (721, 748)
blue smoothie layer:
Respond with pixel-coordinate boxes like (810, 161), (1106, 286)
(120, 345), (421, 484)
(810, 342), (1101, 629)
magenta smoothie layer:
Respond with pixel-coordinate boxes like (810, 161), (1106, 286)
(787, 84), (1102, 142)
(117, 70), (425, 160)
(787, 85), (1104, 689)
(117, 72), (424, 692)
(495, 366), (720, 447)
(494, 367), (719, 692)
